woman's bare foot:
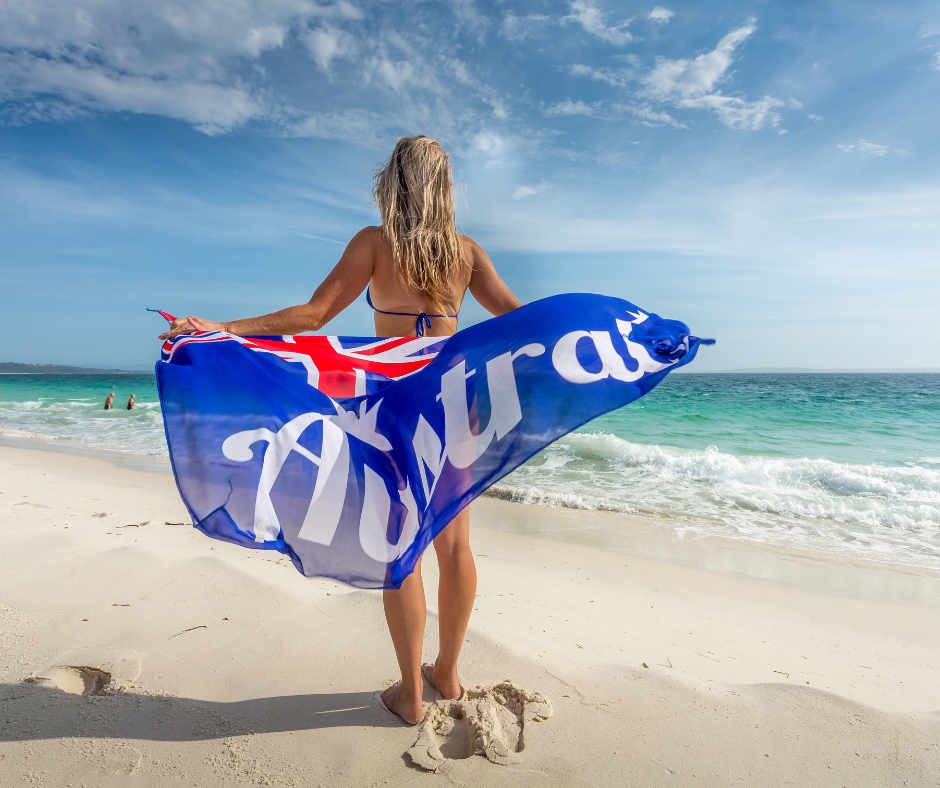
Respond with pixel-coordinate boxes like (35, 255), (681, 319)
(380, 681), (425, 725)
(423, 663), (464, 700)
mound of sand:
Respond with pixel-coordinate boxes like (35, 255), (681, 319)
(408, 681), (553, 771)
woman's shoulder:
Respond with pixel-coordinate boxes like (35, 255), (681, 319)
(352, 225), (385, 243)
(345, 226), (388, 256)
(458, 234), (485, 255)
(459, 234), (490, 266)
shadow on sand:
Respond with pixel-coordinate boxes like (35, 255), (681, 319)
(0, 681), (402, 742)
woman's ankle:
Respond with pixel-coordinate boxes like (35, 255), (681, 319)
(429, 661), (462, 695)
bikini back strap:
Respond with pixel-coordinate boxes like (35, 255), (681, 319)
(365, 287), (457, 338)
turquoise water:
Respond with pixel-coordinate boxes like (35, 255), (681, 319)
(497, 374), (940, 569)
(2, 372), (939, 568)
(0, 373), (164, 455)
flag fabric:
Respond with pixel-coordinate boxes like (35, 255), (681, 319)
(155, 293), (712, 589)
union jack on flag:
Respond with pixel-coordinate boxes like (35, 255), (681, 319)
(160, 332), (446, 399)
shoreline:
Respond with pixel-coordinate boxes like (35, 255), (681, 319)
(1, 443), (938, 786)
(3, 432), (939, 606)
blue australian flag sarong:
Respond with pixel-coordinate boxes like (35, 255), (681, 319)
(155, 293), (712, 589)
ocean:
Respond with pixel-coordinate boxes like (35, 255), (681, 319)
(2, 372), (938, 571)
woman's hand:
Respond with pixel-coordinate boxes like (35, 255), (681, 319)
(158, 316), (226, 340)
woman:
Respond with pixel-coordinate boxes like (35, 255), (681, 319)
(159, 136), (522, 725)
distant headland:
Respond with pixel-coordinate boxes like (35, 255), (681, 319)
(0, 363), (146, 375)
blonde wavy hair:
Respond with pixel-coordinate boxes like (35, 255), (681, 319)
(373, 136), (466, 313)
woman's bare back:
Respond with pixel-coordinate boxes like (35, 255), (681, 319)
(158, 226), (519, 341)
(364, 226), (471, 338)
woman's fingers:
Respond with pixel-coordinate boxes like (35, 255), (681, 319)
(158, 316), (224, 340)
(158, 317), (198, 340)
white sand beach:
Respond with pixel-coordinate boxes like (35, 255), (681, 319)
(1, 443), (939, 786)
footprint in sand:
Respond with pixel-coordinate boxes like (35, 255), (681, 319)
(408, 682), (553, 771)
(30, 666), (112, 696)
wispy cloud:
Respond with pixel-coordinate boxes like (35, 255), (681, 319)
(565, 1), (635, 46)
(500, 12), (552, 42)
(544, 99), (600, 117)
(570, 63), (630, 87)
(838, 139), (906, 156)
(0, 0), (516, 148)
(0, 0), (367, 133)
(648, 7), (674, 25)
(639, 23), (784, 129)
(513, 180), (550, 199)
(617, 103), (686, 127)
(642, 24), (756, 101)
(304, 26), (357, 72)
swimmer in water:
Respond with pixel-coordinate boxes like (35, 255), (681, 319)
(127, 394), (137, 410)
(104, 393), (114, 410)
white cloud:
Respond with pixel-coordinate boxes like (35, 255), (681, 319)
(639, 23), (785, 130)
(304, 26), (356, 72)
(472, 131), (506, 154)
(488, 98), (509, 120)
(500, 12), (552, 42)
(0, 0), (367, 133)
(838, 139), (890, 156)
(682, 93), (784, 130)
(244, 26), (289, 58)
(284, 109), (391, 146)
(545, 99), (599, 117)
(0, 50), (266, 134)
(565, 1), (634, 46)
(370, 58), (416, 91)
(513, 180), (550, 199)
(569, 63), (629, 87)
(808, 113), (823, 121)
(617, 102), (686, 128)
(648, 7), (674, 25)
(643, 24), (754, 101)
(361, 33), (451, 95)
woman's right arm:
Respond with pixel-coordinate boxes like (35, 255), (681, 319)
(466, 238), (522, 317)
(159, 229), (377, 339)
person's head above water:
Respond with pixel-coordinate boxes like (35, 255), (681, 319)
(373, 136), (466, 314)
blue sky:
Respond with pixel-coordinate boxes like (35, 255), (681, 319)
(2, 0), (938, 370)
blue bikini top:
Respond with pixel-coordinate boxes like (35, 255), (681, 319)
(365, 286), (458, 338)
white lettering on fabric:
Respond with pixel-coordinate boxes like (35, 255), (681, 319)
(222, 412), (349, 544)
(358, 466), (421, 563)
(221, 338), (596, 562)
(412, 414), (445, 503)
(551, 311), (676, 384)
(330, 398), (393, 451)
(439, 343), (545, 470)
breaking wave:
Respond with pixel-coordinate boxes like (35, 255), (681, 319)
(493, 432), (940, 569)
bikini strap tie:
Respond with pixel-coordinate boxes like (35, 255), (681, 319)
(415, 313), (432, 337)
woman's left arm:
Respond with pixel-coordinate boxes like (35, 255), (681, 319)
(159, 229), (377, 339)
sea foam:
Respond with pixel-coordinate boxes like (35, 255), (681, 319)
(494, 432), (940, 569)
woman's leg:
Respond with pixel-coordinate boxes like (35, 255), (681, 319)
(380, 506), (477, 720)
(426, 507), (476, 699)
(381, 556), (426, 724)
